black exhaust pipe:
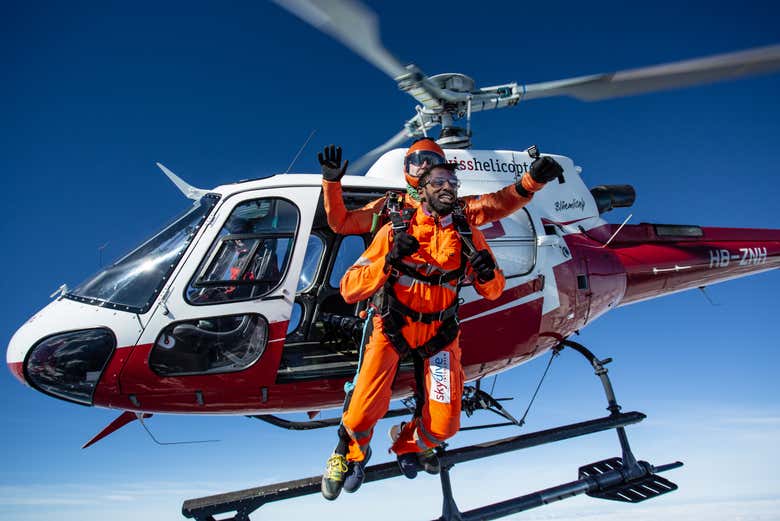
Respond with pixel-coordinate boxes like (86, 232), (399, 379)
(590, 185), (636, 213)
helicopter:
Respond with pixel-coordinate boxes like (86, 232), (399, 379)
(4, 1), (780, 520)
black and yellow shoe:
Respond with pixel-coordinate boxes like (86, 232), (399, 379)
(321, 453), (348, 501)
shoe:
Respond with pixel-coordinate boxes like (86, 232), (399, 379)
(321, 453), (348, 501)
(396, 452), (420, 479)
(418, 447), (440, 475)
(343, 446), (371, 493)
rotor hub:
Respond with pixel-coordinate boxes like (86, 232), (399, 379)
(429, 73), (476, 93)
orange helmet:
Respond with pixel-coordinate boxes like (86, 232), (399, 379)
(404, 138), (446, 187)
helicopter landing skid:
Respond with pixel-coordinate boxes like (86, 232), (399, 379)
(181, 341), (682, 521)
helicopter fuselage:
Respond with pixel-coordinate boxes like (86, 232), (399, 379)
(7, 148), (780, 417)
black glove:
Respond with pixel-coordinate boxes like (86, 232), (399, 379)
(318, 144), (349, 182)
(470, 249), (496, 282)
(385, 231), (419, 266)
(529, 156), (563, 184)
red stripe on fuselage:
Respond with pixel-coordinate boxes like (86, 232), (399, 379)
(8, 362), (25, 386)
(460, 278), (541, 318)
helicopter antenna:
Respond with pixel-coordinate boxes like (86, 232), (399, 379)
(137, 414), (219, 446)
(698, 286), (720, 306)
(156, 162), (208, 200)
(602, 214), (633, 248)
(284, 129), (317, 174)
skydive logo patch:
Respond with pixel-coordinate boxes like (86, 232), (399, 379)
(429, 351), (451, 404)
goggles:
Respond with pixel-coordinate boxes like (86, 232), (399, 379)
(404, 150), (446, 172)
(424, 177), (461, 189)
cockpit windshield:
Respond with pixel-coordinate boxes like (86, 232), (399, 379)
(67, 194), (220, 314)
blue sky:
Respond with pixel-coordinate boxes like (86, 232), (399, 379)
(2, 1), (779, 520)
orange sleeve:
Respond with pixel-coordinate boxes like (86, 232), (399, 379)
(469, 226), (505, 300)
(340, 225), (393, 304)
(323, 180), (386, 235)
(462, 183), (532, 226)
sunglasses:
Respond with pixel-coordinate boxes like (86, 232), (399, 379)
(424, 177), (461, 189)
(405, 150), (446, 171)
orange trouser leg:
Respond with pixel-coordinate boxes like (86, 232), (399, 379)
(391, 341), (463, 455)
(341, 317), (400, 463)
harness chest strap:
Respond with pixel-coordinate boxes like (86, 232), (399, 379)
(378, 205), (479, 359)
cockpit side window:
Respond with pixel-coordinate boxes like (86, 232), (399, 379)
(484, 208), (536, 278)
(186, 198), (299, 305)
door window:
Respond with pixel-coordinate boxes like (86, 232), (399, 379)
(186, 198), (298, 304)
(484, 209), (536, 278)
(298, 235), (325, 292)
(149, 314), (268, 376)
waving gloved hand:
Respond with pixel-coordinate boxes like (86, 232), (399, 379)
(530, 156), (563, 184)
(385, 231), (419, 266)
(470, 249), (497, 282)
(318, 144), (349, 182)
(516, 154), (564, 196)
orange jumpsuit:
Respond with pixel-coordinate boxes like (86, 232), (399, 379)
(339, 207), (505, 462)
(323, 180), (531, 235)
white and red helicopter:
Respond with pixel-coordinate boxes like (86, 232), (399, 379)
(6, 1), (780, 519)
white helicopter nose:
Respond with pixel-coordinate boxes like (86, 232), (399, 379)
(6, 298), (134, 405)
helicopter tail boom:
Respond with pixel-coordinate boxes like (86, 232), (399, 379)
(602, 224), (780, 305)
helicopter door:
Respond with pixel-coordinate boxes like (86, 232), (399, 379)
(460, 208), (544, 364)
(118, 186), (320, 410)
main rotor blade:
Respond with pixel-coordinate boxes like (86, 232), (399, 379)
(272, 0), (407, 79)
(522, 44), (780, 102)
(350, 128), (409, 174)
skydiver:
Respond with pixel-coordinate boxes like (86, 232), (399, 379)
(321, 163), (505, 500)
